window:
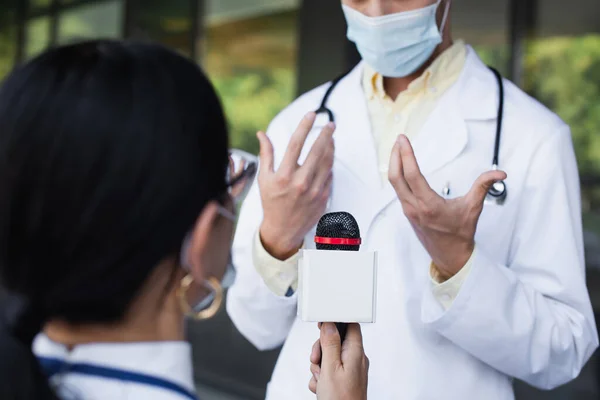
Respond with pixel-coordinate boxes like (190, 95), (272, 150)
(522, 0), (600, 269)
(58, 1), (123, 44)
(513, 3), (600, 395)
(189, 1), (301, 395)
(129, 0), (194, 56)
(202, 0), (301, 155)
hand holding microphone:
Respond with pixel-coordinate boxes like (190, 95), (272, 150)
(257, 112), (335, 260)
(314, 212), (362, 342)
(308, 323), (369, 400)
(299, 211), (373, 398)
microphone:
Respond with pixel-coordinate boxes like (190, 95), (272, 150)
(314, 211), (361, 343)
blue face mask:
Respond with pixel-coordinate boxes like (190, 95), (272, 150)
(342, 0), (451, 78)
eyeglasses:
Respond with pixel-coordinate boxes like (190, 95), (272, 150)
(226, 149), (258, 209)
(178, 149), (256, 318)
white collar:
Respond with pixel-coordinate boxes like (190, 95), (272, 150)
(32, 334), (196, 393)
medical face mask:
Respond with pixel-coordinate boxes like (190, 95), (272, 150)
(191, 258), (236, 313)
(342, 0), (451, 78)
(179, 205), (237, 313)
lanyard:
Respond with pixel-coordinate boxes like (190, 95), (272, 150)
(38, 356), (198, 400)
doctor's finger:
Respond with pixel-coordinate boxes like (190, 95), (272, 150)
(301, 122), (335, 177)
(281, 112), (317, 173)
(397, 135), (437, 199)
(257, 131), (274, 174)
(466, 170), (508, 208)
(389, 140), (416, 204)
(311, 158), (334, 198)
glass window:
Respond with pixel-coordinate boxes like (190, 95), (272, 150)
(517, 3), (600, 396)
(202, 0), (301, 155)
(522, 0), (600, 270)
(452, 0), (511, 76)
(189, 1), (301, 396)
(57, 1), (122, 44)
(129, 0), (193, 56)
(25, 16), (51, 59)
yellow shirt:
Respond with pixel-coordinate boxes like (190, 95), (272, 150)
(364, 40), (467, 182)
(254, 41), (472, 309)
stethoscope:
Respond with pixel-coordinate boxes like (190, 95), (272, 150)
(315, 66), (508, 205)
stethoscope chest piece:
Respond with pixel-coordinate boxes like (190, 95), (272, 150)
(442, 179), (507, 205)
(486, 180), (507, 205)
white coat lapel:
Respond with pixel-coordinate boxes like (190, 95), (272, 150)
(374, 46), (499, 211)
(371, 86), (469, 214)
(414, 46), (500, 176)
(327, 63), (381, 191)
(411, 90), (468, 177)
(458, 46), (503, 122)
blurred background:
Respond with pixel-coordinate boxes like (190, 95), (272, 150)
(0, 0), (598, 399)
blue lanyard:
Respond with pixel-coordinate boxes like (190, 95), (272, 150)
(38, 356), (198, 400)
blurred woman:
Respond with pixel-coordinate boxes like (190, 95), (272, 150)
(0, 40), (367, 400)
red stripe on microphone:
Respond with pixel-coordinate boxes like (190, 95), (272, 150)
(314, 237), (362, 245)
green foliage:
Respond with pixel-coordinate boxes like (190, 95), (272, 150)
(523, 35), (600, 179)
(25, 17), (51, 59)
(210, 68), (296, 155)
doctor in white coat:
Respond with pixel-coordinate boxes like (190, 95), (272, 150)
(227, 0), (599, 399)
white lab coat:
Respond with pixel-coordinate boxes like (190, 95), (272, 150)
(227, 46), (599, 400)
(33, 334), (196, 400)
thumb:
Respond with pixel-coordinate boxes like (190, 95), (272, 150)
(257, 131), (274, 174)
(466, 170), (507, 206)
(320, 323), (342, 371)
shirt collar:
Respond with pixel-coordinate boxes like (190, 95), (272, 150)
(362, 40), (467, 101)
(33, 334), (196, 393)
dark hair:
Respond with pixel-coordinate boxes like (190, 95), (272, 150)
(0, 40), (229, 398)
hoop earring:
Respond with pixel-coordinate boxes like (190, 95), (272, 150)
(177, 274), (223, 320)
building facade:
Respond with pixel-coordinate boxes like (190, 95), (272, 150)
(0, 0), (599, 398)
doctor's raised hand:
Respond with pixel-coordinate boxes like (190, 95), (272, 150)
(257, 112), (335, 260)
(388, 135), (507, 280)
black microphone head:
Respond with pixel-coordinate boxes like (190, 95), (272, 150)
(315, 212), (361, 251)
